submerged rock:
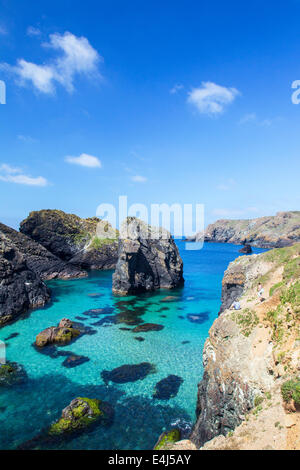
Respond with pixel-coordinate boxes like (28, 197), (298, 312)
(154, 429), (181, 450)
(153, 375), (183, 400)
(20, 209), (119, 270)
(112, 217), (184, 295)
(0, 361), (27, 387)
(62, 354), (90, 368)
(48, 397), (114, 436)
(132, 323), (164, 333)
(0, 232), (50, 326)
(187, 312), (210, 324)
(35, 319), (81, 347)
(101, 362), (155, 384)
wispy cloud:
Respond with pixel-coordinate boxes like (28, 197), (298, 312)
(17, 134), (38, 143)
(0, 164), (48, 186)
(131, 175), (147, 183)
(170, 83), (184, 94)
(0, 25), (7, 36)
(239, 113), (280, 127)
(1, 31), (102, 94)
(187, 81), (240, 115)
(26, 26), (41, 37)
(216, 178), (236, 191)
(65, 153), (102, 168)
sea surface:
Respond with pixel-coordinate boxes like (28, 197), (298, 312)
(0, 242), (266, 450)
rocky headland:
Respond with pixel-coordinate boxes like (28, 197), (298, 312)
(164, 242), (300, 450)
(20, 209), (119, 270)
(112, 217), (184, 295)
(187, 211), (300, 249)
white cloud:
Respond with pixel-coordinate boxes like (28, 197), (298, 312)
(187, 81), (240, 115)
(239, 113), (257, 124)
(27, 26), (41, 37)
(1, 31), (102, 94)
(0, 164), (48, 186)
(170, 83), (184, 94)
(131, 175), (147, 183)
(239, 113), (279, 127)
(65, 153), (101, 168)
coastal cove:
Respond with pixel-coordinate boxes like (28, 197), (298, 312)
(0, 242), (266, 450)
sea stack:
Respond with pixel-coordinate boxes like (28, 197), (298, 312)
(112, 217), (184, 295)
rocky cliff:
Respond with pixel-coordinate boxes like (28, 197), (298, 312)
(0, 232), (50, 326)
(112, 217), (184, 295)
(188, 211), (300, 249)
(189, 243), (300, 450)
(20, 210), (119, 270)
(0, 222), (85, 280)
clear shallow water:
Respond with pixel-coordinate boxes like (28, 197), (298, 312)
(0, 242), (266, 450)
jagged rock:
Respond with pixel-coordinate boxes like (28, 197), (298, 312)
(219, 264), (246, 314)
(239, 244), (253, 254)
(0, 233), (50, 326)
(35, 319), (81, 347)
(188, 211), (300, 249)
(20, 209), (119, 270)
(112, 217), (184, 295)
(0, 222), (86, 280)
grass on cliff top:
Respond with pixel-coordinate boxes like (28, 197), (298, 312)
(231, 308), (259, 337)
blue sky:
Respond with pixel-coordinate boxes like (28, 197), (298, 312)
(0, 0), (300, 230)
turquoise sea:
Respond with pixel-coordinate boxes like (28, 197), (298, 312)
(0, 242), (266, 450)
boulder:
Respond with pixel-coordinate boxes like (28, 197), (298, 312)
(0, 233), (50, 326)
(153, 375), (183, 400)
(239, 244), (253, 254)
(48, 397), (113, 436)
(0, 361), (27, 386)
(112, 217), (184, 295)
(35, 319), (81, 347)
(20, 210), (119, 270)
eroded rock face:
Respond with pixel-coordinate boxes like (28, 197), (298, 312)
(188, 211), (300, 249)
(219, 264), (246, 314)
(20, 210), (119, 270)
(0, 233), (50, 326)
(0, 222), (86, 280)
(112, 218), (184, 295)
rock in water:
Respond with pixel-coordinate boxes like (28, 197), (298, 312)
(20, 209), (119, 270)
(239, 244), (253, 254)
(0, 362), (27, 387)
(112, 217), (184, 295)
(48, 397), (113, 436)
(153, 375), (183, 400)
(0, 233), (50, 326)
(35, 319), (81, 347)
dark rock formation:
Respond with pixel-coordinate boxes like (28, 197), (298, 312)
(187, 312), (210, 324)
(0, 361), (27, 386)
(20, 209), (118, 270)
(0, 233), (50, 326)
(153, 375), (183, 400)
(101, 362), (155, 384)
(219, 263), (246, 314)
(112, 217), (184, 295)
(35, 319), (81, 347)
(62, 354), (90, 368)
(187, 211), (300, 249)
(0, 222), (86, 280)
(239, 244), (253, 254)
